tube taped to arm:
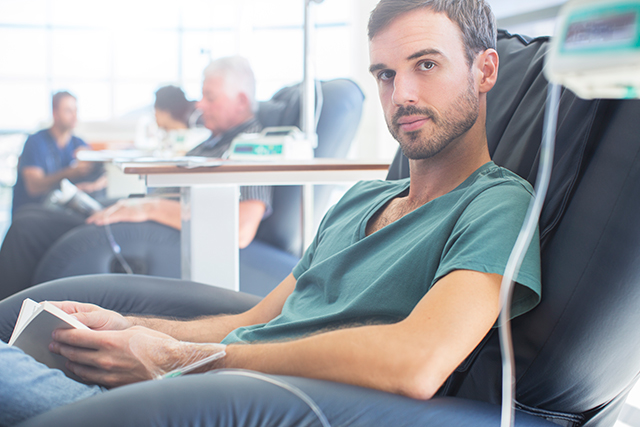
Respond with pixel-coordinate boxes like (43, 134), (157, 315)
(128, 334), (226, 380)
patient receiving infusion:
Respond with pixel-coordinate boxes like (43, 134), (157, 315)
(0, 1), (541, 425)
(0, 57), (272, 300)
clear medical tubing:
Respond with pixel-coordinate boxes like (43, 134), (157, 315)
(104, 220), (134, 275)
(499, 83), (561, 427)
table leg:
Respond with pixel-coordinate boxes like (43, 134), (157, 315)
(180, 186), (239, 291)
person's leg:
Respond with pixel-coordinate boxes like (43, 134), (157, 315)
(9, 369), (554, 427)
(0, 340), (104, 426)
(0, 274), (261, 344)
(0, 205), (85, 300)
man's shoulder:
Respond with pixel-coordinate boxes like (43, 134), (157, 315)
(454, 163), (535, 221)
(25, 129), (51, 145)
(20, 130), (52, 159)
(471, 162), (534, 197)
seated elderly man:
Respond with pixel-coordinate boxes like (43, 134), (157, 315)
(0, 56), (272, 300)
(0, 0), (541, 425)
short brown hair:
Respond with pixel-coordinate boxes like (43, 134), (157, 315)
(368, 0), (496, 66)
(52, 91), (76, 112)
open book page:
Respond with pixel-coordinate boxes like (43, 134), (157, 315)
(8, 299), (89, 381)
(8, 299), (42, 345)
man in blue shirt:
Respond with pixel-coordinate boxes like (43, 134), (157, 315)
(11, 91), (106, 215)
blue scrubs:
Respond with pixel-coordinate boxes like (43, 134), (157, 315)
(12, 129), (88, 215)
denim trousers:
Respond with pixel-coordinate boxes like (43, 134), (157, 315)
(0, 340), (105, 426)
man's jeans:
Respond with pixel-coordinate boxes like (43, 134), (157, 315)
(0, 340), (104, 426)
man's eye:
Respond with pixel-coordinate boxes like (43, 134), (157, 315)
(378, 70), (395, 81)
(419, 61), (435, 71)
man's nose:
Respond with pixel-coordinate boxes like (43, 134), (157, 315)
(391, 74), (418, 106)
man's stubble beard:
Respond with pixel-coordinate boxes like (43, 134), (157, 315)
(387, 77), (480, 161)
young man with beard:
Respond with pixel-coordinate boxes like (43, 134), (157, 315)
(0, 1), (541, 424)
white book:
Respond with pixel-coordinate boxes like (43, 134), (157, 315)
(8, 298), (89, 381)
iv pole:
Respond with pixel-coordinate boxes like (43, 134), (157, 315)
(301, 0), (323, 147)
(301, 0), (324, 250)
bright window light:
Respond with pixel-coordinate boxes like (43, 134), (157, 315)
(0, 0), (356, 132)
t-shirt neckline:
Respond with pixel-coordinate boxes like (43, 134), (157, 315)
(356, 161), (497, 241)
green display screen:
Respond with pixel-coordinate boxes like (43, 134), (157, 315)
(233, 143), (284, 156)
(562, 5), (640, 53)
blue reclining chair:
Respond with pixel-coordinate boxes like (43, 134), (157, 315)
(1, 30), (640, 427)
(31, 78), (364, 297)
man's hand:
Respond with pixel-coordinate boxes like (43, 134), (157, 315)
(50, 326), (226, 387)
(75, 174), (108, 194)
(70, 148), (98, 178)
(68, 159), (95, 177)
(85, 198), (182, 229)
(48, 301), (132, 331)
(50, 326), (176, 387)
(86, 199), (152, 226)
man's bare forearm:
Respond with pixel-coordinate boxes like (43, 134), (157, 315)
(219, 322), (442, 399)
(124, 273), (298, 343)
(125, 314), (246, 343)
(23, 167), (77, 196)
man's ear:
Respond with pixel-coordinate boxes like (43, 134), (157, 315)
(476, 48), (499, 94)
(236, 92), (252, 112)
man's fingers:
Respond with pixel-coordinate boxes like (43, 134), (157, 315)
(47, 301), (98, 315)
(66, 361), (107, 385)
(71, 311), (105, 329)
(46, 301), (79, 314)
(51, 340), (96, 363)
(85, 213), (99, 224)
(86, 211), (110, 225)
(66, 361), (125, 388)
(52, 328), (106, 350)
(51, 335), (123, 373)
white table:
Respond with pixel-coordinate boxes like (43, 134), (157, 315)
(120, 159), (390, 290)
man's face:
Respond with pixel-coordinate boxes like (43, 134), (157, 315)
(52, 96), (77, 132)
(196, 75), (243, 135)
(369, 9), (480, 160)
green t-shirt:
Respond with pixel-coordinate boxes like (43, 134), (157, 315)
(222, 162), (541, 345)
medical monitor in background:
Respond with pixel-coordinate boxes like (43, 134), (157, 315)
(544, 0), (640, 99)
(228, 127), (314, 161)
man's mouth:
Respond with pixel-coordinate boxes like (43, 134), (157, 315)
(396, 116), (429, 132)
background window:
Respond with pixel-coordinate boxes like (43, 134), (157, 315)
(0, 0), (357, 133)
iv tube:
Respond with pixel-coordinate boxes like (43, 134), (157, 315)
(499, 83), (561, 427)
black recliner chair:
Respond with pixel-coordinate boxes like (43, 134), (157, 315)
(1, 30), (640, 427)
(31, 78), (365, 297)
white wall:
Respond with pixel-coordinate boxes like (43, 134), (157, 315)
(343, 0), (399, 163)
